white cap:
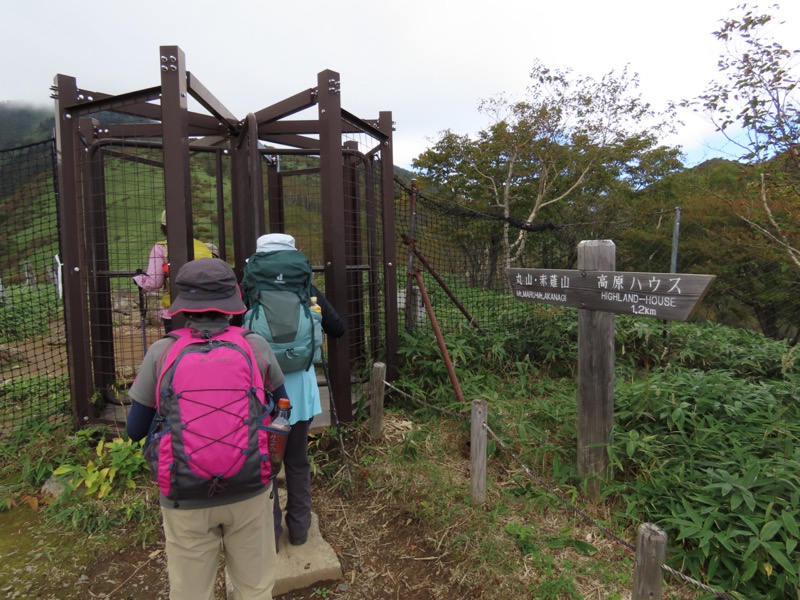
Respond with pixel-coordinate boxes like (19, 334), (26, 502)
(256, 233), (296, 253)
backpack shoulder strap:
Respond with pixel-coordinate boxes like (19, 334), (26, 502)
(151, 332), (182, 412)
(238, 329), (271, 381)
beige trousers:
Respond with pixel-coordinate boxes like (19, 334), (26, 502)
(160, 490), (275, 600)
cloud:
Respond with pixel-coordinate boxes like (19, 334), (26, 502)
(3, 0), (797, 169)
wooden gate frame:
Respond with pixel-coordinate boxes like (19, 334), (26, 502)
(52, 45), (398, 428)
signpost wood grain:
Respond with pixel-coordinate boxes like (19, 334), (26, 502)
(507, 240), (715, 500)
(576, 240), (615, 502)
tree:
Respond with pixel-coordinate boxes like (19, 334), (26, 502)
(683, 3), (800, 267)
(647, 159), (800, 340)
(412, 61), (682, 282)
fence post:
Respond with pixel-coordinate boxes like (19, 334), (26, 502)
(368, 362), (386, 440)
(577, 240), (615, 501)
(633, 523), (667, 600)
(25, 260), (37, 288)
(404, 179), (418, 333)
(470, 399), (487, 505)
(671, 206), (681, 274)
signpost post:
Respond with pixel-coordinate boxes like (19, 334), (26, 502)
(507, 240), (715, 500)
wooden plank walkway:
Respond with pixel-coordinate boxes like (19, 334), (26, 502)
(312, 377), (334, 433)
(309, 373), (362, 434)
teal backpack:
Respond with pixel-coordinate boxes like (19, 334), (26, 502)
(241, 249), (322, 373)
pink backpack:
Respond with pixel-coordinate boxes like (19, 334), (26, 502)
(144, 326), (272, 504)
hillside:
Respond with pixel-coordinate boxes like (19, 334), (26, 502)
(0, 100), (419, 181)
(0, 102), (54, 149)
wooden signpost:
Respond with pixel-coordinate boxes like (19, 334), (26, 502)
(507, 240), (715, 500)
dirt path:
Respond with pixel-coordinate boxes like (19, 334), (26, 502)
(0, 479), (467, 600)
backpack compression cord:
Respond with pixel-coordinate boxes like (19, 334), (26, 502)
(145, 326), (272, 504)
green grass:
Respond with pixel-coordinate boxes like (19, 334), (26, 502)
(0, 267), (797, 598)
(0, 374), (70, 431)
(380, 296), (800, 599)
(0, 420), (160, 540)
(0, 284), (63, 344)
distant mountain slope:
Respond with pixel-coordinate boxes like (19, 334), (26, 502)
(0, 102), (54, 149)
(0, 101), (420, 182)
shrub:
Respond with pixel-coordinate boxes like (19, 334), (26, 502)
(609, 367), (800, 598)
(0, 284), (62, 343)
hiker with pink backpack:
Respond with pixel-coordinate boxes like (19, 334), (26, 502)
(126, 258), (289, 600)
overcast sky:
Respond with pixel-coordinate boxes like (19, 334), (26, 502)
(2, 1), (798, 169)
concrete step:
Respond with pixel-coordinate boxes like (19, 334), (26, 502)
(225, 486), (343, 598)
(274, 511), (342, 597)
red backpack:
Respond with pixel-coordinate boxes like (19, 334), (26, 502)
(144, 326), (272, 505)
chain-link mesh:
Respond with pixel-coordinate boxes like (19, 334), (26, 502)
(0, 140), (70, 433)
(2, 137), (797, 432)
(261, 147), (386, 383)
(79, 142), (233, 397)
(394, 177), (799, 343)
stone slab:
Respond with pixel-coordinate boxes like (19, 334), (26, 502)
(274, 511), (342, 597)
(225, 487), (342, 598)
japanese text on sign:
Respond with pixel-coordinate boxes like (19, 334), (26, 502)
(506, 268), (715, 322)
(513, 271), (682, 294)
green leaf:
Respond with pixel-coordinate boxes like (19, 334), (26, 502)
(626, 440), (636, 457)
(742, 537), (761, 562)
(98, 482), (111, 499)
(759, 520), (782, 542)
(675, 526), (701, 541)
(707, 553), (720, 580)
(781, 511), (799, 537)
(543, 537), (598, 556)
(741, 559), (757, 582)
(764, 543), (797, 576)
(714, 530), (737, 553)
(717, 482), (733, 496)
(786, 538), (797, 556)
(739, 515), (760, 535)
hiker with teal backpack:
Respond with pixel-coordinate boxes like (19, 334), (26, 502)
(126, 258), (289, 599)
(242, 233), (345, 551)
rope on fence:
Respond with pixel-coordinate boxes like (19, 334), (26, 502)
(660, 565), (737, 600)
(382, 379), (738, 600)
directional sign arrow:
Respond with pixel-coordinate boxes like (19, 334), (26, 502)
(506, 268), (716, 322)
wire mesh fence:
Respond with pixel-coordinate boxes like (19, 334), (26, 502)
(258, 147), (387, 384)
(394, 177), (800, 344)
(1, 138), (798, 434)
(0, 139), (70, 432)
(80, 142), (233, 400)
(0, 135), (390, 433)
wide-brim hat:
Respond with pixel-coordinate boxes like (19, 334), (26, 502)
(166, 258), (246, 316)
